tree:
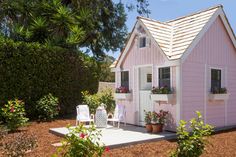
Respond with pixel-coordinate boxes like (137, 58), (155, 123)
(0, 0), (150, 59)
(98, 55), (115, 82)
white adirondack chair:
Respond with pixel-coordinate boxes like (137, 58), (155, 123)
(76, 105), (94, 126)
(107, 104), (126, 128)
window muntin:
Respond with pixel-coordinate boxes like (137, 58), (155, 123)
(211, 69), (221, 91)
(121, 71), (129, 89)
(159, 67), (170, 88)
(139, 37), (146, 48)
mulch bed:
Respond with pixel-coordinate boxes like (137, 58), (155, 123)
(0, 119), (236, 157)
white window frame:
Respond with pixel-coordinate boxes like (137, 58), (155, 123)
(120, 69), (130, 90)
(209, 67), (224, 91)
(139, 36), (149, 48)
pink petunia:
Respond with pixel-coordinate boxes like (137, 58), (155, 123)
(105, 147), (110, 152)
(80, 133), (86, 138)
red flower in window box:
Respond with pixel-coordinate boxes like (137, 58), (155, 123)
(115, 86), (130, 93)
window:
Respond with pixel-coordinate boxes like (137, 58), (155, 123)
(159, 67), (170, 88)
(139, 37), (146, 48)
(147, 74), (152, 83)
(211, 69), (221, 91)
(121, 71), (129, 89)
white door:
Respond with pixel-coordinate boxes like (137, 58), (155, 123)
(138, 66), (153, 125)
(139, 90), (152, 125)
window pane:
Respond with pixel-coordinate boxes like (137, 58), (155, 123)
(211, 69), (221, 91)
(139, 37), (146, 48)
(147, 74), (152, 83)
(159, 79), (170, 88)
(159, 67), (170, 88)
(121, 71), (129, 89)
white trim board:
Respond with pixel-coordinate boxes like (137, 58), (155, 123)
(175, 65), (181, 125)
(225, 66), (228, 126)
(204, 64), (207, 124)
(116, 21), (138, 68)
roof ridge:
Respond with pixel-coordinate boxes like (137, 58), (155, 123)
(137, 16), (171, 26)
(169, 23), (174, 55)
(166, 4), (222, 23)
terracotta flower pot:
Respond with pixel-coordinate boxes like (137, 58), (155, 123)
(152, 124), (163, 133)
(145, 124), (153, 133)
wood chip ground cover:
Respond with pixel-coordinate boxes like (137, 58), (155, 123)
(0, 119), (235, 157)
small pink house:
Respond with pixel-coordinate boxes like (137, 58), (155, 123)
(110, 5), (236, 131)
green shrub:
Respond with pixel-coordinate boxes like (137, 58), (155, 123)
(0, 38), (100, 118)
(1, 99), (28, 131)
(36, 93), (59, 121)
(81, 91), (100, 114)
(97, 89), (115, 114)
(53, 124), (108, 157)
(2, 132), (37, 157)
(171, 111), (213, 157)
(82, 89), (115, 114)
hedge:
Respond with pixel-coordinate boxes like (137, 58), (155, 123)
(0, 37), (99, 118)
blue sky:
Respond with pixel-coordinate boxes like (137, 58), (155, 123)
(110, 0), (236, 59)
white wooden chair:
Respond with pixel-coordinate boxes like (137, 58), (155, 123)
(76, 105), (94, 126)
(107, 104), (126, 128)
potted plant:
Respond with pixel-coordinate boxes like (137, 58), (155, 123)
(144, 110), (152, 132)
(209, 87), (229, 101)
(157, 110), (169, 132)
(114, 86), (132, 100)
(150, 86), (174, 102)
(151, 111), (159, 133)
(152, 110), (169, 133)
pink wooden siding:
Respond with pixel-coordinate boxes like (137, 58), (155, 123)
(182, 17), (236, 127)
(116, 33), (177, 129)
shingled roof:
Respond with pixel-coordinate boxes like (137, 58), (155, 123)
(112, 5), (236, 68)
(138, 5), (220, 60)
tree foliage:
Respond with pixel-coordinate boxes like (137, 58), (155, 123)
(126, 0), (151, 17)
(0, 0), (151, 59)
(0, 0), (128, 59)
(98, 55), (115, 82)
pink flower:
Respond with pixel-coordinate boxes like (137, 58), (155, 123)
(80, 133), (86, 139)
(105, 147), (110, 152)
(10, 106), (14, 113)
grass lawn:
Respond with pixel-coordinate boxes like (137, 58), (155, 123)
(0, 119), (236, 157)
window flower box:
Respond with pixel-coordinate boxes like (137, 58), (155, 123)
(209, 87), (229, 101)
(114, 93), (132, 100)
(150, 94), (174, 102)
(151, 86), (174, 102)
(209, 93), (230, 101)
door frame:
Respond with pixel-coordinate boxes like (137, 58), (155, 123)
(135, 64), (154, 126)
